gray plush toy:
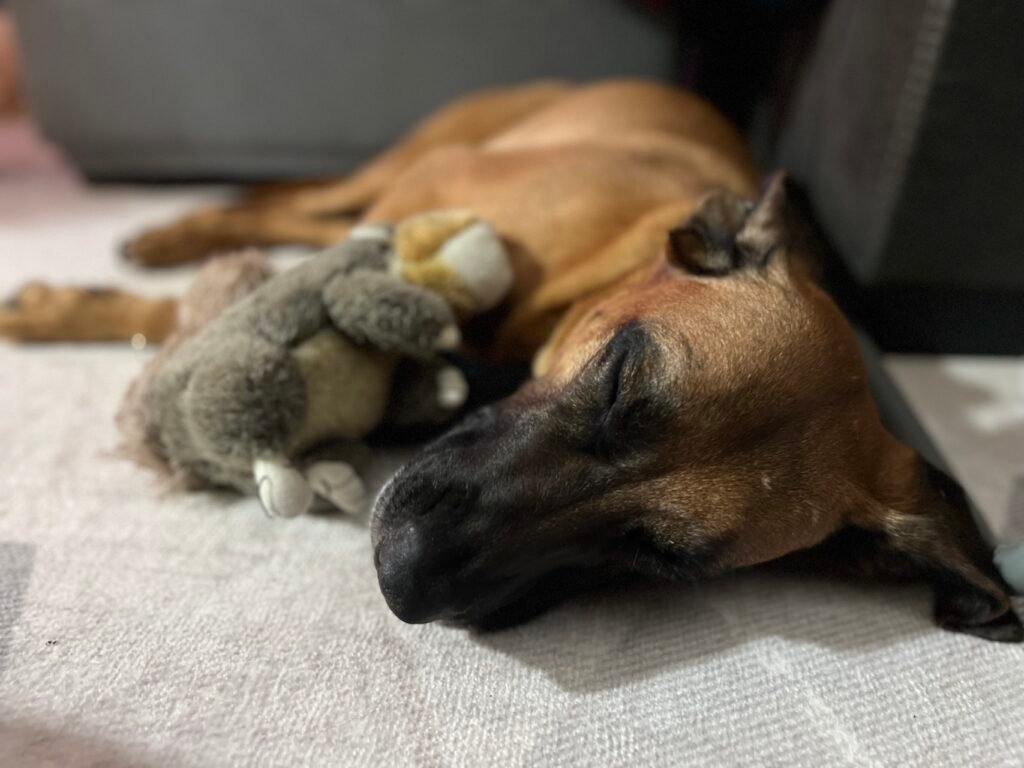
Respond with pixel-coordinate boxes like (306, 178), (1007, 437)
(133, 210), (513, 518)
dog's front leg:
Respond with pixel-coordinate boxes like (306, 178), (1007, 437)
(0, 283), (177, 343)
(122, 207), (354, 268)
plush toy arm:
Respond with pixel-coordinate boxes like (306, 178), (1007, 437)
(322, 271), (459, 358)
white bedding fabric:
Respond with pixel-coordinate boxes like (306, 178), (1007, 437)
(1, 122), (1022, 767)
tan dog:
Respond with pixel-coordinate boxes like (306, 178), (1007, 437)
(6, 80), (1019, 640)
(3, 81), (756, 353)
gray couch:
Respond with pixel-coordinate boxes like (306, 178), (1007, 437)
(12, 0), (673, 179)
(775, 0), (1024, 352)
(15, 0), (1021, 352)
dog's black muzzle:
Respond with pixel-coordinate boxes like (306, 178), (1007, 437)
(371, 400), (610, 626)
(372, 467), (485, 624)
(372, 406), (513, 624)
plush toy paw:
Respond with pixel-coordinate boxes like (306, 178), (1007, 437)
(436, 365), (469, 410)
(253, 458), (314, 518)
(305, 461), (367, 514)
(434, 220), (513, 312)
(322, 270), (457, 358)
(348, 223), (393, 243)
(434, 324), (461, 351)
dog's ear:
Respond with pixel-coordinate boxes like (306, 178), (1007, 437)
(666, 190), (753, 276)
(666, 176), (796, 276)
(815, 456), (1023, 642)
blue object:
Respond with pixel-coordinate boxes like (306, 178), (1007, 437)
(995, 544), (1024, 595)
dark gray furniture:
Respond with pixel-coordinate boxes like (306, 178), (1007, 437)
(15, 0), (1021, 351)
(12, 0), (673, 180)
(775, 0), (1024, 352)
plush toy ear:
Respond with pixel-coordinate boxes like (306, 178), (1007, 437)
(813, 459), (1023, 642)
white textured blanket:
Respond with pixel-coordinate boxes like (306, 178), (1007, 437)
(1, 123), (1022, 766)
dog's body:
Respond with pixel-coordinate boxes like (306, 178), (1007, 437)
(125, 80), (759, 361)
(8, 79), (1019, 640)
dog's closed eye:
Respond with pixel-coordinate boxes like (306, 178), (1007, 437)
(597, 335), (631, 413)
(590, 325), (658, 460)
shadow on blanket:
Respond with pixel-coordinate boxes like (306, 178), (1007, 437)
(470, 571), (937, 694)
(0, 720), (150, 768)
(0, 542), (34, 680)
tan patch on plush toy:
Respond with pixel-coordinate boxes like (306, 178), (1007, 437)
(395, 209), (478, 262)
(394, 210), (514, 318)
(396, 260), (477, 318)
(287, 329), (396, 453)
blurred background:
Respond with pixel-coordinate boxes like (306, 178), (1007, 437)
(0, 0), (1021, 528)
(3, 0), (1022, 353)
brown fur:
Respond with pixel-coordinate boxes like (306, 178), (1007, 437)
(370, 177), (1019, 639)
(8, 80), (1017, 639)
(0, 283), (177, 343)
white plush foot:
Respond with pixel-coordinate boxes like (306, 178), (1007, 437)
(437, 365), (469, 410)
(434, 323), (461, 351)
(253, 458), (314, 519)
(305, 461), (367, 514)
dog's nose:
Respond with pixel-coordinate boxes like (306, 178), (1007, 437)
(374, 521), (455, 624)
(372, 468), (484, 623)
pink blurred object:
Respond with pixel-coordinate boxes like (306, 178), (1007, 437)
(0, 10), (22, 115)
(0, 116), (67, 174)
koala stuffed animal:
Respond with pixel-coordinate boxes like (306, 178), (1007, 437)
(138, 210), (512, 518)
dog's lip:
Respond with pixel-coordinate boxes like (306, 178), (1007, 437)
(442, 575), (539, 627)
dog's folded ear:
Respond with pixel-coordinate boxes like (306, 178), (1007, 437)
(907, 463), (1023, 641)
(667, 174), (795, 277)
(832, 457), (1024, 642)
(666, 190), (753, 276)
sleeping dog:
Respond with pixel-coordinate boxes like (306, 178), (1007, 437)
(368, 173), (1023, 642)
(6, 80), (1020, 640)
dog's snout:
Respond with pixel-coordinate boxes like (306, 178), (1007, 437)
(375, 520), (453, 623)
(373, 476), (482, 624)
(371, 402), (535, 625)
(431, 405), (499, 450)
(377, 471), (479, 522)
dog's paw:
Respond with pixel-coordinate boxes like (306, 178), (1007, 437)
(436, 365), (469, 410)
(0, 282), (175, 343)
(305, 461), (367, 514)
(253, 458), (314, 518)
(122, 210), (245, 268)
(0, 282), (61, 341)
